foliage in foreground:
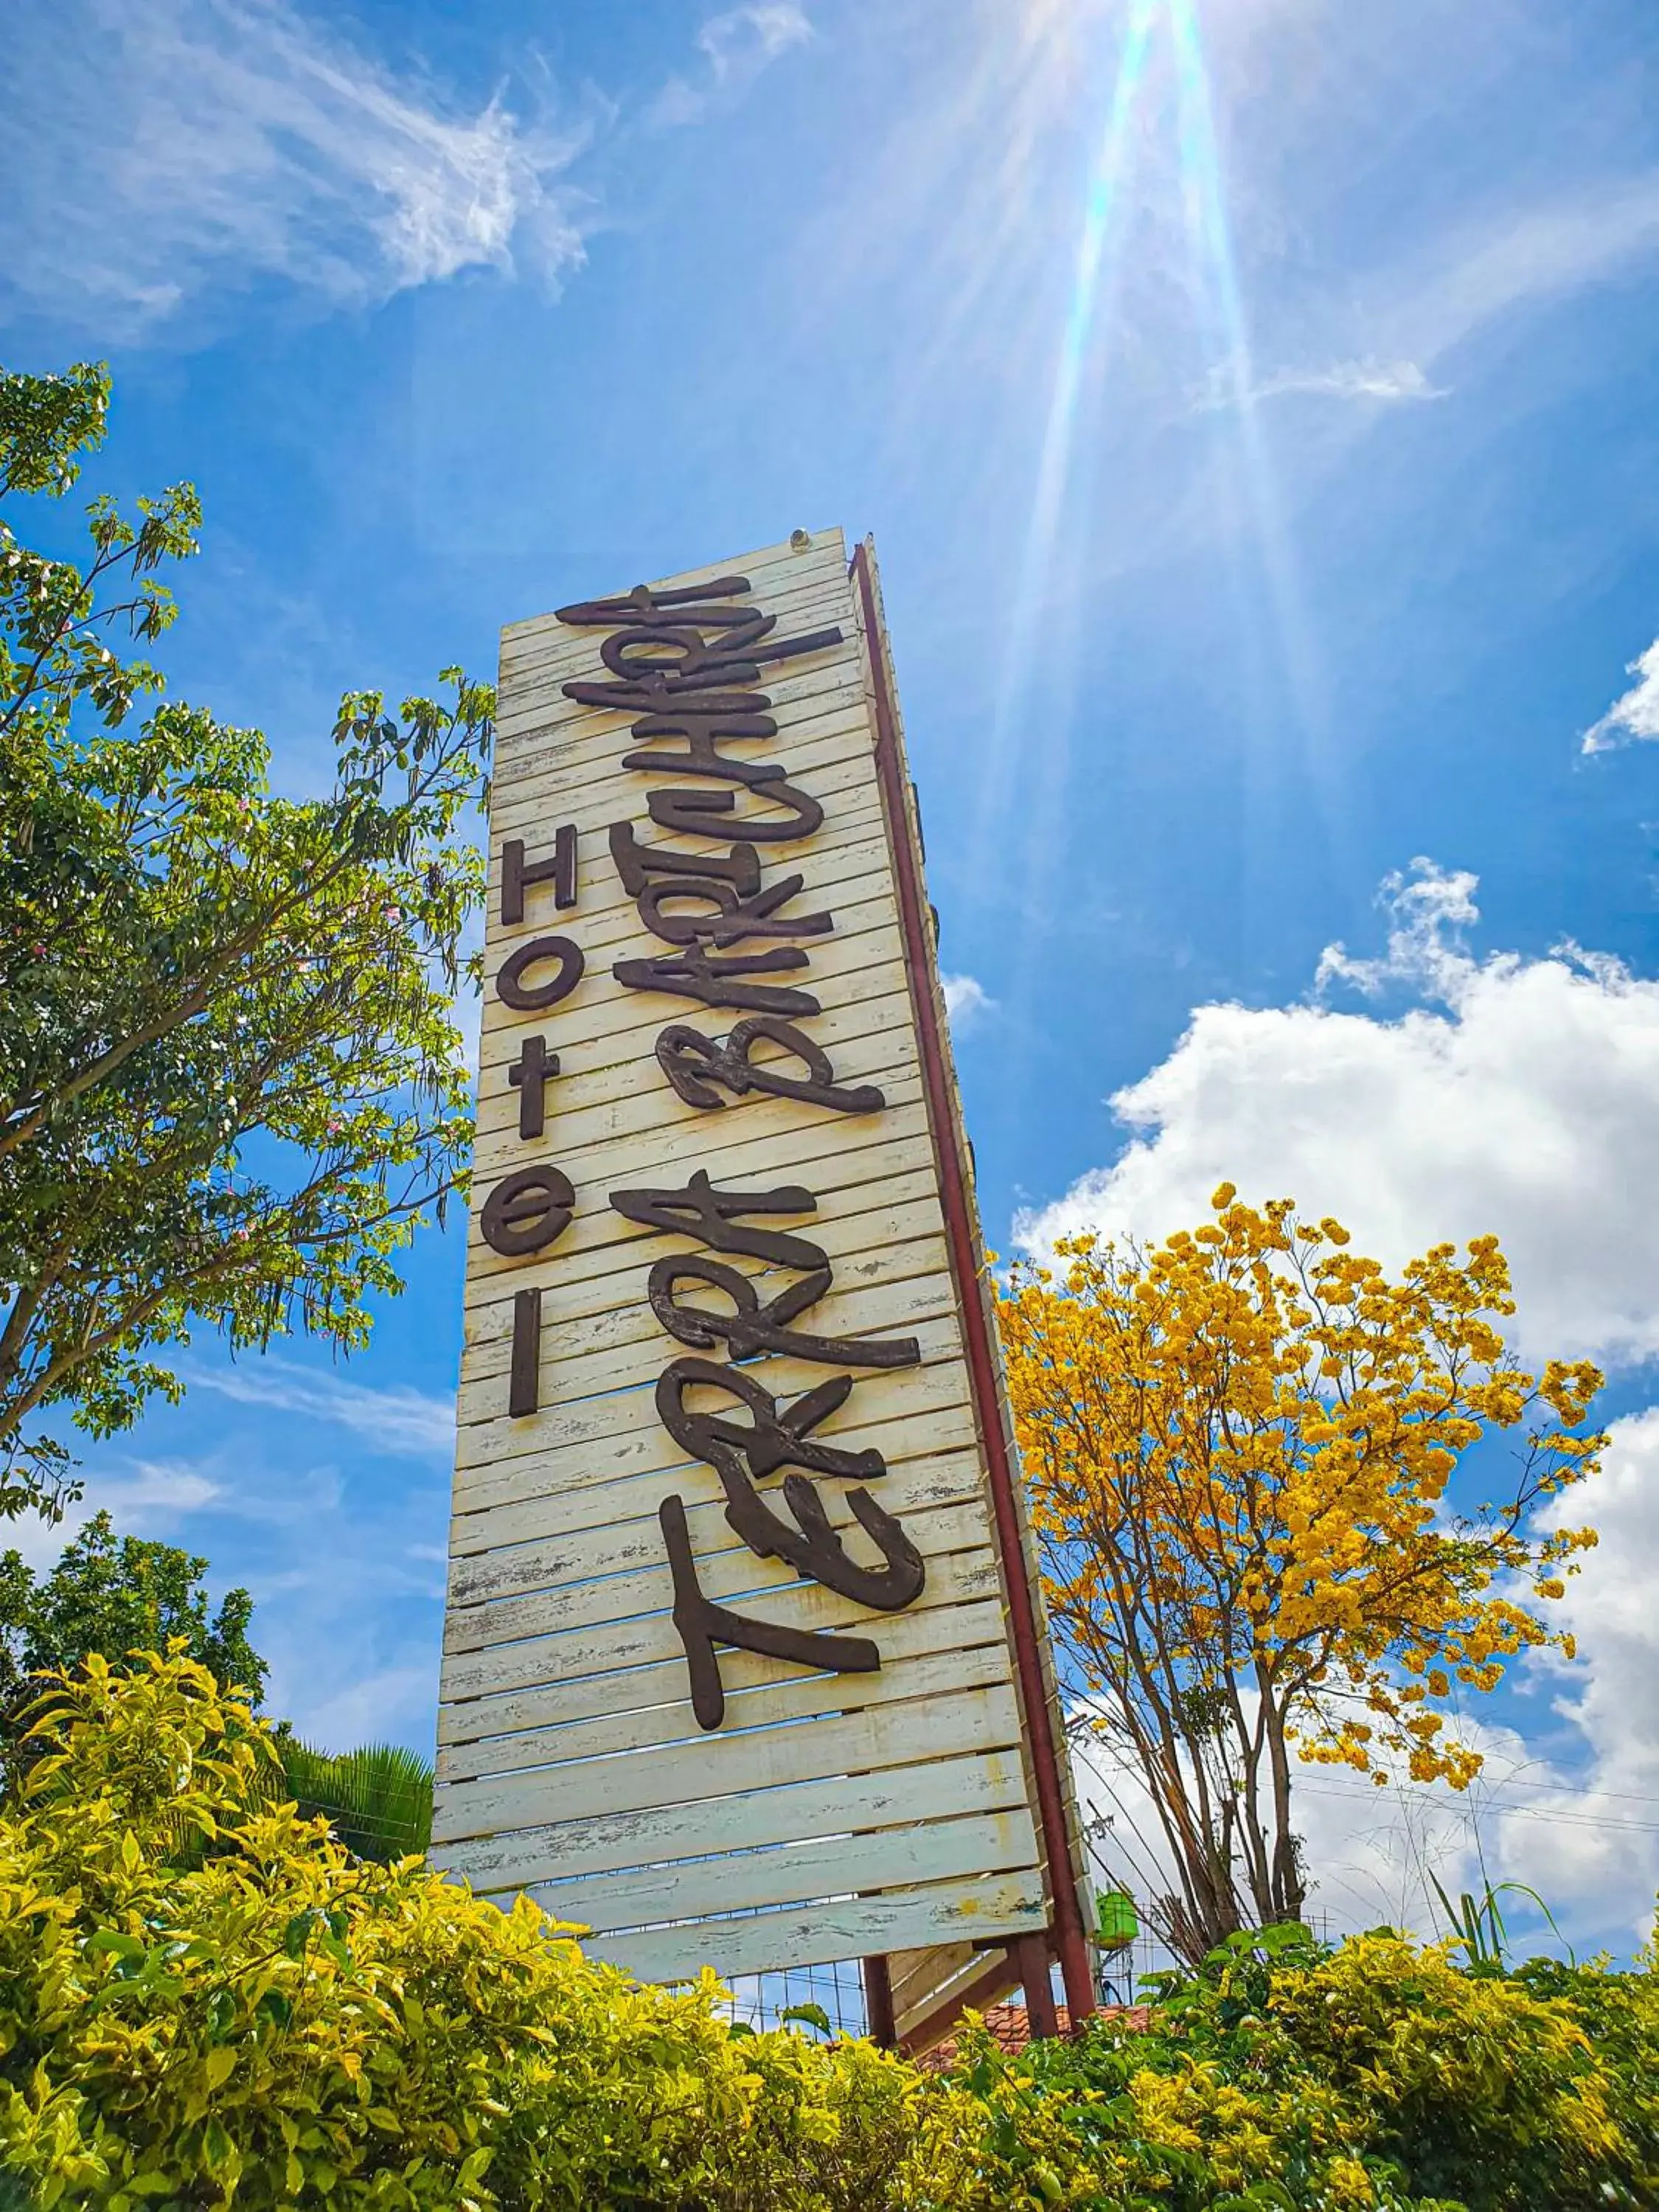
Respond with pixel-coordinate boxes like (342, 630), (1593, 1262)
(1, 1656), (1654, 2211)
(0, 1655), (987, 2210)
(956, 1921), (1659, 2211)
(1000, 1190), (1604, 1958)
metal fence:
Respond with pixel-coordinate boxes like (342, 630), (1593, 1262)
(715, 1907), (1345, 2044)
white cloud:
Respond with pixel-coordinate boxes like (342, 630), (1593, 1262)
(1019, 859), (1659, 1370)
(1257, 359), (1447, 405)
(650, 2), (812, 128)
(113, 1461), (226, 1517)
(1073, 1719), (1528, 1952)
(1312, 855), (1481, 997)
(1583, 636), (1659, 754)
(295, 1661), (437, 1751)
(1203, 358), (1449, 411)
(701, 2), (813, 77)
(1073, 1570), (1659, 1962)
(1, 1458), (226, 1568)
(1508, 1410), (1659, 1944)
(0, 0), (591, 329)
(942, 973), (995, 1030)
(187, 1357), (454, 1455)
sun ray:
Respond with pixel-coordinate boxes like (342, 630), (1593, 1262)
(972, 0), (1159, 866)
(1168, 0), (1351, 875)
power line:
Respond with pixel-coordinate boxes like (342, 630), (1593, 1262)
(1292, 1778), (1659, 1840)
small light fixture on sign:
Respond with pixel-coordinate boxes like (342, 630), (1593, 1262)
(790, 528), (811, 549)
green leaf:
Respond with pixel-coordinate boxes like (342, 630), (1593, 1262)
(86, 1929), (147, 1960)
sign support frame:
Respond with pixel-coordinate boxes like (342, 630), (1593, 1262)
(849, 539), (1096, 2031)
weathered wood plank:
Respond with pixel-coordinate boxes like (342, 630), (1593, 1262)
(460, 1105), (944, 1295)
(474, 945), (908, 1099)
(448, 1392), (987, 1536)
(459, 1248), (959, 1404)
(437, 1592), (1012, 1756)
(521, 1808), (1040, 1941)
(438, 1636), (1018, 1798)
(472, 951), (917, 1121)
(445, 1444), (992, 1623)
(475, 903), (911, 1071)
(497, 644), (863, 758)
(434, 1743), (1026, 1896)
(501, 581), (859, 692)
(441, 1488), (998, 1660)
(892, 1938), (975, 2016)
(431, 1679), (1024, 1846)
(578, 1871), (1046, 1985)
(439, 1543), (1006, 1705)
(490, 692), (880, 815)
(453, 1295), (967, 1439)
(500, 536), (852, 657)
(451, 1329), (975, 1485)
(894, 1944), (1020, 2042)
(459, 1210), (956, 1366)
(459, 1134), (947, 1304)
(470, 1020), (914, 1167)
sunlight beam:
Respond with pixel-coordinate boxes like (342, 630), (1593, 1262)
(973, 0), (1159, 860)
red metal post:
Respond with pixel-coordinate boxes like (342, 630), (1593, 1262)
(1012, 1930), (1060, 2040)
(851, 541), (1095, 2028)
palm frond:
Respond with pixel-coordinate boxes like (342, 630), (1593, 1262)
(280, 1738), (433, 1863)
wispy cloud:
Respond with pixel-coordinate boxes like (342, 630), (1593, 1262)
(1313, 857), (1480, 998)
(0, 0), (594, 331)
(187, 1357), (454, 1456)
(1245, 359), (1448, 407)
(650, 2), (813, 128)
(1391, 173), (1659, 371)
(1582, 636), (1659, 754)
(942, 973), (995, 1031)
(113, 1461), (226, 1515)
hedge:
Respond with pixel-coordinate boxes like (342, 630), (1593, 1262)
(1, 1654), (1653, 2210)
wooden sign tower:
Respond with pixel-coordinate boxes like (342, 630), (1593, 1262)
(434, 530), (1093, 2049)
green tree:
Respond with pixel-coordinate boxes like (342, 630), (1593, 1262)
(0, 1509), (266, 1718)
(1, 361), (491, 1522)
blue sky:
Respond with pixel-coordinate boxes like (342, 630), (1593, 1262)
(7, 0), (1659, 1956)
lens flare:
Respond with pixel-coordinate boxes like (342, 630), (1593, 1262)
(1169, 0), (1348, 872)
(973, 0), (1158, 861)
(976, 0), (1346, 946)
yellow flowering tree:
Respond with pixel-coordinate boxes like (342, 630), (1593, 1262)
(998, 1189), (1603, 1961)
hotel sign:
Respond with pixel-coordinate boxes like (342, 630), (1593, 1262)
(433, 531), (1088, 2035)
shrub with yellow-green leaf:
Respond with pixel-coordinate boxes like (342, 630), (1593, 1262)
(4, 1653), (1655, 2211)
(0, 1652), (984, 2211)
(947, 1921), (1659, 2211)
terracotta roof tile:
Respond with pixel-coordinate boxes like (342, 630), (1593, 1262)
(917, 2001), (1150, 2071)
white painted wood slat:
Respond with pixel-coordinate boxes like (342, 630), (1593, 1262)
(431, 1680), (1025, 1845)
(438, 532), (1051, 1990)
(436, 1745), (1031, 1896)
(582, 1874), (1046, 1986)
